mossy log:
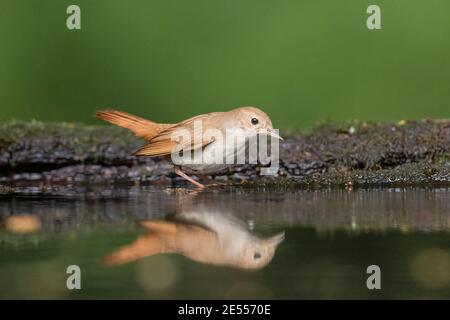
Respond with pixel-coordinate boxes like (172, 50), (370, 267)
(0, 119), (449, 192)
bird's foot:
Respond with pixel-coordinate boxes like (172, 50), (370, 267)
(205, 182), (229, 188)
(164, 188), (200, 195)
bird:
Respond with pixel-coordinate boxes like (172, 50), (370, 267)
(103, 209), (285, 270)
(96, 106), (282, 188)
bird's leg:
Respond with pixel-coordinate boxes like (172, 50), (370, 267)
(174, 168), (205, 189)
(202, 175), (228, 187)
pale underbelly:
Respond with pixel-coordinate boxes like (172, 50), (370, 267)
(177, 139), (247, 175)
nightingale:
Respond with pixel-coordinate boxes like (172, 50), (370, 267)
(103, 209), (285, 270)
(96, 106), (282, 188)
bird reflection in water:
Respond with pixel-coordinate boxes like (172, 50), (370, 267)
(104, 209), (285, 271)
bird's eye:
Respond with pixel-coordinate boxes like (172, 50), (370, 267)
(253, 252), (261, 260)
(251, 117), (259, 125)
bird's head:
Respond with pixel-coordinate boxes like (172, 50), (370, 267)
(232, 106), (283, 140)
(236, 231), (285, 271)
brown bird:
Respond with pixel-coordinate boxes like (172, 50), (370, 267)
(103, 210), (285, 270)
(96, 106), (282, 188)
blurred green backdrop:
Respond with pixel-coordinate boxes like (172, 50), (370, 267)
(1, 0), (449, 128)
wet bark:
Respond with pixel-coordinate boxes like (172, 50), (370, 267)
(0, 119), (449, 193)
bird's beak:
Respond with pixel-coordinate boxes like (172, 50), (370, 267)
(266, 231), (285, 247)
(259, 128), (283, 141)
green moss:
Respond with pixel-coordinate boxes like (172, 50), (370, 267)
(0, 119), (449, 190)
(0, 120), (145, 167)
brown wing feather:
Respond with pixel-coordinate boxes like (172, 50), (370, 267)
(97, 109), (218, 157)
(134, 140), (178, 157)
(134, 112), (218, 157)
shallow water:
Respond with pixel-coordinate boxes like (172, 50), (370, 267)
(0, 187), (449, 299)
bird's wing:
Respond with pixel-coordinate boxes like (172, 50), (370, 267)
(134, 113), (218, 157)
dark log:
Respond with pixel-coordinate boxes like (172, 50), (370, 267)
(0, 119), (449, 194)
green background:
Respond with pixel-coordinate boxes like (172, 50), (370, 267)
(1, 1), (449, 128)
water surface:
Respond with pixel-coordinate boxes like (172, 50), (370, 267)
(0, 187), (449, 299)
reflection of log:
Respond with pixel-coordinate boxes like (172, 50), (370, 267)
(1, 188), (449, 233)
(0, 119), (449, 191)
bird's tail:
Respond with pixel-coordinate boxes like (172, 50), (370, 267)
(95, 109), (171, 141)
(102, 221), (177, 266)
(102, 234), (168, 266)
